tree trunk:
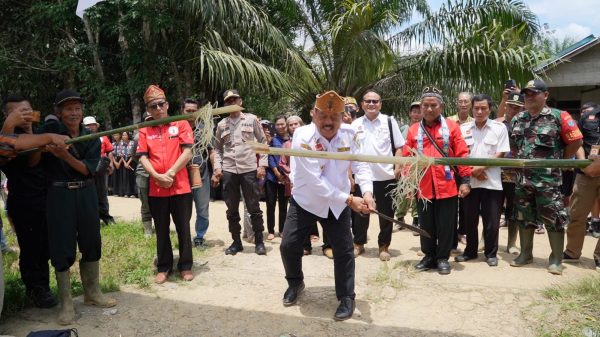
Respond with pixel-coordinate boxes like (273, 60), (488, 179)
(118, 9), (142, 124)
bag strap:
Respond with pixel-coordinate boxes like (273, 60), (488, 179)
(419, 122), (461, 177)
(388, 116), (395, 156)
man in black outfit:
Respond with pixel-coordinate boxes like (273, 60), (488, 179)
(2, 95), (57, 307)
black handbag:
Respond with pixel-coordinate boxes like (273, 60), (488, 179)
(27, 328), (78, 337)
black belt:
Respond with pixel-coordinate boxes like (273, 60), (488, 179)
(51, 179), (94, 189)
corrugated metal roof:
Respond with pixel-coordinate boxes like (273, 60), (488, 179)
(535, 34), (599, 72)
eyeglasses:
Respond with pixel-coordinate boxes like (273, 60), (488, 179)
(148, 101), (167, 110)
(363, 100), (380, 104)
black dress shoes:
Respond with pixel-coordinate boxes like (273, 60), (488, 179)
(283, 282), (305, 307)
(437, 259), (451, 275)
(486, 257), (498, 267)
(225, 241), (244, 255)
(454, 254), (477, 262)
(415, 256), (436, 271)
(334, 296), (355, 321)
(255, 242), (267, 255)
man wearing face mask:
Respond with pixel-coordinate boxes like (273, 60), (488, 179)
(343, 97), (359, 124)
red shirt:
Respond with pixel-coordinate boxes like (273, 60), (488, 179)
(403, 118), (472, 200)
(100, 136), (113, 157)
(137, 120), (193, 197)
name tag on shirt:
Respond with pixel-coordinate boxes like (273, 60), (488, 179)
(337, 147), (350, 152)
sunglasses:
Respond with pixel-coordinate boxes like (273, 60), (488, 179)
(363, 99), (380, 104)
(148, 101), (167, 110)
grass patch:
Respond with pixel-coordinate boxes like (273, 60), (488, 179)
(2, 220), (206, 317)
(536, 275), (600, 337)
(365, 260), (416, 302)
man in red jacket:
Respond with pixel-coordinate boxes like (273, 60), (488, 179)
(403, 86), (472, 275)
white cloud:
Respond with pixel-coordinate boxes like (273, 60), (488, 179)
(551, 23), (592, 41)
(527, 0), (600, 38)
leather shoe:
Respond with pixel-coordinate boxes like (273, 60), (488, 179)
(180, 270), (194, 281)
(225, 241), (243, 255)
(415, 256), (436, 271)
(437, 259), (451, 275)
(283, 282), (305, 306)
(334, 296), (355, 321)
(486, 257), (498, 267)
(155, 272), (169, 284)
(255, 242), (267, 255)
(454, 254), (477, 262)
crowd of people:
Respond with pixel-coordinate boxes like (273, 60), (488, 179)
(1, 80), (600, 323)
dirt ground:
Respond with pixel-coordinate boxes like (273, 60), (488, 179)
(1, 196), (598, 337)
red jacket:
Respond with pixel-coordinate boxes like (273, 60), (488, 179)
(403, 118), (472, 200)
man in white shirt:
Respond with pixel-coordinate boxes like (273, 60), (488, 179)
(351, 90), (404, 260)
(280, 91), (375, 321)
(455, 94), (510, 266)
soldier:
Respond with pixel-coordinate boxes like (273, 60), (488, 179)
(280, 90), (374, 320)
(42, 89), (117, 324)
(510, 79), (583, 275)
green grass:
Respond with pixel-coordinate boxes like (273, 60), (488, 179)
(2, 220), (207, 317)
(536, 275), (600, 337)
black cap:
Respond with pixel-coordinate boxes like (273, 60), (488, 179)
(521, 79), (548, 94)
(54, 89), (84, 106)
(506, 91), (524, 107)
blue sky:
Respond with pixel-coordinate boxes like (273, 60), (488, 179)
(426, 0), (599, 41)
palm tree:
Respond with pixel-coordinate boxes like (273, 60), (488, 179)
(286, 0), (543, 116)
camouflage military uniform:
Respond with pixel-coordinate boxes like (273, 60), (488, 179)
(510, 107), (570, 232)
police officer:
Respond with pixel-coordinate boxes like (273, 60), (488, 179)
(43, 89), (117, 324)
(510, 79), (583, 275)
(280, 90), (375, 321)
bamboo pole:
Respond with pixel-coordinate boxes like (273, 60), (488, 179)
(248, 142), (592, 169)
(64, 104), (241, 144)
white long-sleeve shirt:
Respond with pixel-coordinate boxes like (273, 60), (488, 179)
(290, 123), (373, 219)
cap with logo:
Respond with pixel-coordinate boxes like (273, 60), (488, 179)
(315, 91), (345, 114)
(521, 79), (548, 94)
(144, 85), (166, 105)
(409, 101), (421, 109)
(55, 89), (84, 106)
(223, 89), (241, 101)
(506, 91), (524, 107)
(83, 116), (99, 125)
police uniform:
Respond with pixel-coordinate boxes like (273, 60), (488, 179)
(280, 118), (373, 315)
(564, 106), (600, 264)
(510, 98), (583, 273)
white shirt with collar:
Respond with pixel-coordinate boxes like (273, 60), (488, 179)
(351, 113), (405, 181)
(290, 123), (373, 219)
(460, 119), (510, 190)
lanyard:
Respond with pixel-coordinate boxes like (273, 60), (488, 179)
(417, 116), (452, 180)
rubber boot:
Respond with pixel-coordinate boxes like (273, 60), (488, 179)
(547, 231), (565, 275)
(506, 221), (520, 254)
(56, 270), (75, 325)
(80, 261), (117, 307)
(225, 234), (244, 255)
(510, 226), (534, 267)
(142, 221), (154, 238)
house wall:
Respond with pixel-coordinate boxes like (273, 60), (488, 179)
(545, 42), (600, 87)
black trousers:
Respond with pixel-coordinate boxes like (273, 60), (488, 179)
(418, 196), (458, 260)
(281, 198), (355, 300)
(353, 179), (395, 247)
(265, 180), (288, 234)
(148, 193), (193, 273)
(47, 185), (101, 272)
(462, 188), (503, 258)
(9, 203), (51, 292)
(222, 171), (264, 236)
(451, 198), (467, 249)
(94, 172), (111, 219)
(502, 182), (516, 224)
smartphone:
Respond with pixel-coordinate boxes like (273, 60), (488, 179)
(505, 79), (516, 89)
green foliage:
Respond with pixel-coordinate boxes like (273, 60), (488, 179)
(536, 276), (600, 337)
